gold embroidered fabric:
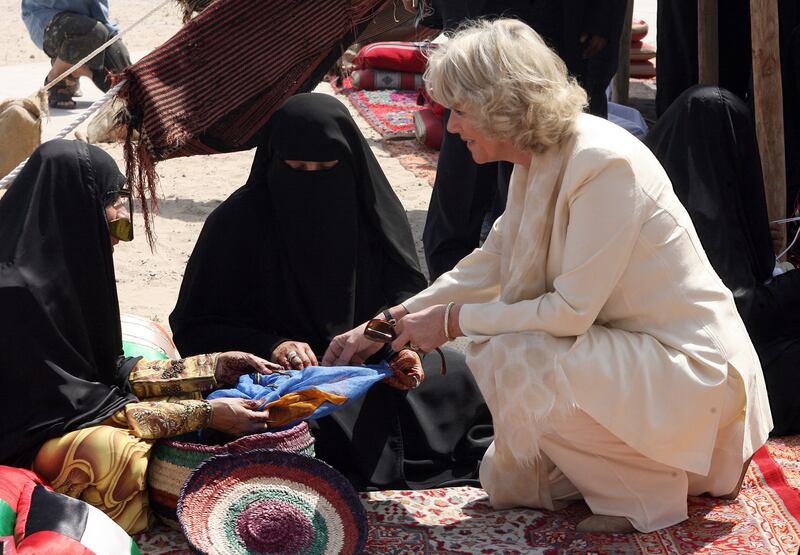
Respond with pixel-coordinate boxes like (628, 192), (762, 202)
(113, 353), (220, 440)
(124, 400), (213, 439)
(127, 353), (219, 398)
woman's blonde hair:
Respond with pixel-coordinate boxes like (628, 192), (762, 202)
(424, 18), (587, 152)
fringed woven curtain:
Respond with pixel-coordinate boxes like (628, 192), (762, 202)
(117, 0), (390, 243)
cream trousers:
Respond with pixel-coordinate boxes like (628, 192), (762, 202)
(479, 375), (746, 533)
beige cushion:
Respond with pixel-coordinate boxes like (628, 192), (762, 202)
(0, 96), (43, 180)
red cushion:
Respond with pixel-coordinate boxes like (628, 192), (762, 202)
(631, 19), (649, 42)
(351, 69), (423, 91)
(0, 466), (137, 554)
(630, 41), (656, 61)
(630, 60), (656, 78)
(413, 108), (443, 150)
(416, 87), (445, 118)
(353, 41), (434, 74)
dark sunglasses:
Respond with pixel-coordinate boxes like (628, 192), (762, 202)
(364, 317), (397, 344)
(108, 184), (134, 242)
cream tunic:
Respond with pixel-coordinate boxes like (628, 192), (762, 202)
(405, 114), (772, 480)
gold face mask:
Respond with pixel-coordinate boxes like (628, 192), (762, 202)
(108, 185), (134, 242)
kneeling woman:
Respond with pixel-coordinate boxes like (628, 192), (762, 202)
(170, 93), (492, 490)
(325, 19), (772, 533)
(0, 140), (280, 533)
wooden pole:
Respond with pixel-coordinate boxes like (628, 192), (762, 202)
(612, 0), (635, 104)
(750, 0), (787, 251)
(698, 0), (719, 84)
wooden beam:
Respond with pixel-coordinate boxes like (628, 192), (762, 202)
(698, 0), (719, 84)
(750, 0), (787, 250)
(612, 0), (635, 104)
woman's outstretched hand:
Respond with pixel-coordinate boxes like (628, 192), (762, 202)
(215, 351), (281, 385)
(208, 398), (271, 435)
(391, 303), (461, 354)
(272, 340), (318, 369)
(322, 321), (383, 366)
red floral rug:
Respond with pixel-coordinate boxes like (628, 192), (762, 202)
(333, 76), (422, 139)
(134, 439), (800, 554)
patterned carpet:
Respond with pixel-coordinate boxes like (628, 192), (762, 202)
(332, 79), (441, 185)
(135, 438), (800, 554)
(333, 77), (422, 139)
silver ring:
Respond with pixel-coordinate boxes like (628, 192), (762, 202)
(286, 350), (298, 360)
(408, 343), (421, 352)
(411, 375), (421, 388)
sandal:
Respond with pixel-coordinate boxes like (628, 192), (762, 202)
(64, 76), (82, 97)
(45, 76), (77, 110)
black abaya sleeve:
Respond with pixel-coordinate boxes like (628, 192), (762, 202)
(170, 187), (288, 360)
(737, 270), (800, 341)
(380, 246), (428, 307)
(171, 321), (286, 360)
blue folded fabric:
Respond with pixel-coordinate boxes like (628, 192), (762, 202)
(208, 363), (393, 421)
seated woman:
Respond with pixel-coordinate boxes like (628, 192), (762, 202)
(324, 19), (772, 533)
(169, 93), (492, 491)
(646, 85), (800, 436)
(0, 139), (281, 534)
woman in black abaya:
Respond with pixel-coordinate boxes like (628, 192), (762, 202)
(170, 93), (492, 490)
(646, 85), (800, 435)
(0, 139), (279, 533)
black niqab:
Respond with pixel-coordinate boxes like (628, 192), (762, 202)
(0, 140), (137, 466)
(169, 94), (491, 490)
(170, 93), (427, 357)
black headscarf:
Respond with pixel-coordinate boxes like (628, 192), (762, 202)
(170, 93), (427, 358)
(646, 86), (775, 311)
(647, 85), (800, 435)
(0, 140), (137, 467)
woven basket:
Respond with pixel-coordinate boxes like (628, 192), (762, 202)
(147, 422), (315, 528)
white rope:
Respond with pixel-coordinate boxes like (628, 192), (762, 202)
(43, 0), (173, 93)
(0, 80), (126, 190)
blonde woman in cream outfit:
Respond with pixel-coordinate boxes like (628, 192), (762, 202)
(323, 18), (772, 533)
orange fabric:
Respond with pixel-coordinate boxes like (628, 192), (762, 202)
(263, 389), (348, 427)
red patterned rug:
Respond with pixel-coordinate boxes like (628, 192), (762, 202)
(134, 439), (800, 554)
(333, 76), (423, 139)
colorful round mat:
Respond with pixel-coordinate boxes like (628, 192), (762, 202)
(177, 449), (367, 555)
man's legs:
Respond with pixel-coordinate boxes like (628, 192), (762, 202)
(42, 12), (131, 108)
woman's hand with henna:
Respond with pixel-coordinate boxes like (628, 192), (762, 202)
(215, 351), (281, 385)
(208, 398), (271, 435)
(384, 349), (424, 389)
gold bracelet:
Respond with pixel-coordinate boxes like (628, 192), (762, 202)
(444, 301), (455, 341)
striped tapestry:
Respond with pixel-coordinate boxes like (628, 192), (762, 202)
(116, 0), (389, 242)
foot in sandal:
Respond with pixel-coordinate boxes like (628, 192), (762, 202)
(45, 76), (77, 110)
(576, 515), (636, 534)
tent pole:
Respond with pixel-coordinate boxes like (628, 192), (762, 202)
(612, 0), (635, 104)
(750, 0), (787, 252)
(698, 0), (719, 84)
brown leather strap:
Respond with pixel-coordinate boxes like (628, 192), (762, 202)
(433, 347), (447, 375)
